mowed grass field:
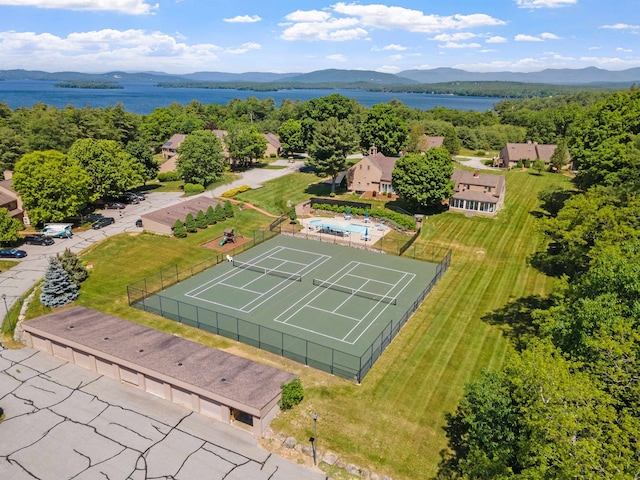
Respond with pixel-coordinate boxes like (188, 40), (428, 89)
(23, 168), (571, 479)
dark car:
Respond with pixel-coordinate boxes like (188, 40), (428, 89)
(105, 202), (125, 210)
(92, 217), (115, 229)
(85, 213), (103, 223)
(135, 219), (143, 228)
(23, 234), (54, 246)
(0, 248), (27, 258)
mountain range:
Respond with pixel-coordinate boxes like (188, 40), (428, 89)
(1, 67), (639, 86)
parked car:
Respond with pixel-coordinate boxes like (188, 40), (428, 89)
(120, 194), (139, 205)
(125, 191), (146, 201)
(40, 223), (73, 238)
(105, 202), (125, 210)
(135, 219), (143, 228)
(92, 217), (115, 229)
(23, 234), (55, 246)
(85, 213), (103, 223)
(0, 248), (27, 258)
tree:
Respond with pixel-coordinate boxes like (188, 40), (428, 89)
(67, 138), (145, 198)
(359, 103), (408, 156)
(443, 126), (462, 155)
(184, 213), (197, 233)
(532, 158), (545, 174)
(196, 210), (208, 229)
(205, 205), (216, 225)
(0, 208), (23, 244)
(223, 200), (234, 218)
(125, 139), (158, 183)
(56, 248), (88, 286)
(40, 257), (79, 307)
(173, 219), (187, 238)
(214, 204), (225, 222)
(392, 148), (455, 209)
(176, 130), (225, 186)
(224, 124), (268, 169)
(280, 378), (304, 410)
(277, 119), (304, 156)
(307, 117), (359, 194)
(549, 138), (569, 171)
(12, 150), (94, 226)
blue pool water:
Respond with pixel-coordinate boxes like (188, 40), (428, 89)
(310, 219), (370, 234)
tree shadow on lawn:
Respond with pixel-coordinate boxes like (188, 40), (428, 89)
(482, 294), (553, 351)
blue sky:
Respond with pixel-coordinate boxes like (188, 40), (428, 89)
(0, 0), (638, 74)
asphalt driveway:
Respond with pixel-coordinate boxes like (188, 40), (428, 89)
(0, 346), (327, 480)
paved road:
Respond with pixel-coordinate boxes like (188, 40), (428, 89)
(0, 346), (327, 480)
(0, 160), (304, 317)
(455, 156), (500, 171)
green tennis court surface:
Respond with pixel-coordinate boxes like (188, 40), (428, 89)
(137, 235), (445, 381)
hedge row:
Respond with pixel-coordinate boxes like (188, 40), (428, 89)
(311, 203), (416, 230)
(184, 183), (205, 196)
(173, 200), (234, 238)
(157, 171), (180, 182)
(221, 185), (251, 197)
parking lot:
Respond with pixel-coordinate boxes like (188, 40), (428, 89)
(0, 346), (327, 480)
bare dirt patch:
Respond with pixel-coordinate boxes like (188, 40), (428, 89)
(201, 235), (252, 252)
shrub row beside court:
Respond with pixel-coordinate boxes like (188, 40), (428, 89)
(174, 201), (234, 238)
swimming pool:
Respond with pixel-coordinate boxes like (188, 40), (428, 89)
(309, 219), (370, 234)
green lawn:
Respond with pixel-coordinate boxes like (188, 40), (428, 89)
(235, 171), (329, 214)
(21, 168), (571, 480)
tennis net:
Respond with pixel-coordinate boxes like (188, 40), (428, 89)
(312, 278), (397, 305)
(233, 260), (302, 282)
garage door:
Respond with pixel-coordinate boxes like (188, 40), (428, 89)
(145, 376), (165, 398)
(119, 367), (139, 386)
(199, 397), (221, 420)
(171, 386), (193, 408)
(73, 350), (92, 369)
(52, 341), (72, 361)
(96, 358), (114, 378)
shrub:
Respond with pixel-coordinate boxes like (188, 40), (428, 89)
(196, 210), (208, 229)
(270, 153), (277, 158)
(184, 183), (205, 196)
(56, 248), (88, 286)
(157, 171), (180, 182)
(173, 220), (187, 238)
(223, 200), (234, 218)
(205, 205), (216, 225)
(221, 185), (251, 197)
(40, 258), (79, 307)
(214, 204), (225, 222)
(517, 160), (523, 168)
(280, 378), (304, 410)
(184, 213), (197, 233)
(311, 203), (416, 230)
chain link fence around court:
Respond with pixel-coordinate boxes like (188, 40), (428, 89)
(127, 227), (451, 382)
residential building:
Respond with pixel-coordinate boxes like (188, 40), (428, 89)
(417, 135), (445, 153)
(497, 141), (565, 169)
(161, 134), (187, 159)
(1, 170), (25, 224)
(347, 147), (399, 195)
(449, 170), (506, 216)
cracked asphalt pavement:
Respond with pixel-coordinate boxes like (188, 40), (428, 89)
(0, 346), (327, 480)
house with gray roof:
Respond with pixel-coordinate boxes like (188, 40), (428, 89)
(1, 171), (25, 224)
(161, 133), (187, 159)
(450, 170), (506, 216)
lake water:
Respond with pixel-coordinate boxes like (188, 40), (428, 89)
(0, 80), (498, 114)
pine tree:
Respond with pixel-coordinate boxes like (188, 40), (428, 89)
(214, 204), (225, 222)
(173, 219), (187, 238)
(205, 205), (216, 225)
(56, 248), (88, 286)
(40, 257), (79, 307)
(185, 213), (197, 233)
(223, 200), (234, 218)
(196, 210), (208, 229)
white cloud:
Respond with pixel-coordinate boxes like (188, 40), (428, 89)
(383, 44), (407, 51)
(551, 53), (575, 60)
(438, 42), (481, 49)
(280, 14), (367, 41)
(601, 23), (640, 31)
(223, 15), (262, 24)
(225, 42), (261, 54)
(0, 0), (158, 14)
(588, 46), (601, 50)
(281, 4), (505, 42)
(515, 34), (544, 42)
(389, 54), (403, 60)
(376, 65), (401, 73)
(540, 32), (561, 39)
(332, 3), (505, 32)
(486, 36), (507, 43)
(326, 54), (347, 62)
(0, 29), (222, 73)
(616, 47), (633, 53)
(432, 32), (477, 42)
(515, 0), (576, 8)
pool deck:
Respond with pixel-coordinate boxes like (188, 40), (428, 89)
(300, 215), (390, 246)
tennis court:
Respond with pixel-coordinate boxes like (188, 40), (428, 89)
(134, 235), (448, 381)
